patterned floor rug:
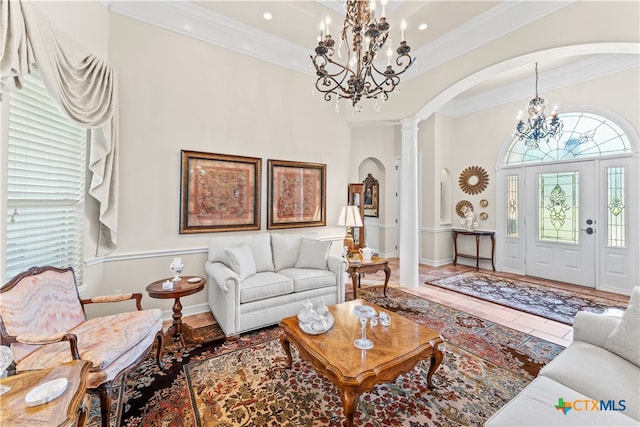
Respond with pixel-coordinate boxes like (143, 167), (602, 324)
(96, 287), (564, 426)
(86, 319), (227, 426)
(427, 271), (628, 325)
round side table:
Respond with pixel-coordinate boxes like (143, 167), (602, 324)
(146, 276), (206, 346)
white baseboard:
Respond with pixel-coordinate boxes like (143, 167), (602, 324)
(420, 257), (453, 267)
(162, 302), (211, 322)
(500, 266), (524, 275)
(451, 258), (494, 270)
(597, 285), (633, 296)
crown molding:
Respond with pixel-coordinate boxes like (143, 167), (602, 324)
(408, 1), (574, 77)
(103, 0), (312, 75)
(437, 54), (640, 117)
(317, 0), (403, 17)
(103, 1), (636, 116)
(103, 1), (572, 81)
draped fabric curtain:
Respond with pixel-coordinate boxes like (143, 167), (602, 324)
(1, 0), (119, 256)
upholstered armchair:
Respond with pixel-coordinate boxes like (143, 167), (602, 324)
(0, 266), (165, 427)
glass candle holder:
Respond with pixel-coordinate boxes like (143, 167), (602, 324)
(353, 305), (376, 349)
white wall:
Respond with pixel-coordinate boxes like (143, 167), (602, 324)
(351, 67), (639, 269)
(452, 67), (640, 231)
(446, 67), (640, 268)
(351, 125), (398, 256)
(11, 1), (639, 316)
(350, 0), (640, 124)
(39, 8), (350, 317)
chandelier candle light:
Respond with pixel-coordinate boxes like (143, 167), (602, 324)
(514, 62), (563, 149)
(311, 0), (415, 113)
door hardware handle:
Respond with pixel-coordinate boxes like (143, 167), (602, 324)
(580, 227), (595, 235)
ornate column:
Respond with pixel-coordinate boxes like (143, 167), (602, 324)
(399, 117), (420, 288)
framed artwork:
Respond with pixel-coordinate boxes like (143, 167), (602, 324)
(362, 173), (379, 217)
(267, 159), (326, 229)
(347, 183), (365, 248)
(179, 150), (261, 233)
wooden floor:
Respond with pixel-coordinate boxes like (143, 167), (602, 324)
(180, 260), (630, 348)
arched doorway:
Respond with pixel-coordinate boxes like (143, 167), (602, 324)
(497, 110), (638, 295)
(358, 157), (386, 255)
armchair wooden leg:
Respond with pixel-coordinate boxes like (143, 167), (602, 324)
(155, 331), (165, 369)
(96, 382), (112, 427)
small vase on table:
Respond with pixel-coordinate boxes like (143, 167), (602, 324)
(170, 257), (184, 282)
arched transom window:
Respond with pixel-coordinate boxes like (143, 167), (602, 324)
(505, 111), (631, 165)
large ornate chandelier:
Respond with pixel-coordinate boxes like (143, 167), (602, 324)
(514, 62), (563, 149)
(310, 0), (414, 112)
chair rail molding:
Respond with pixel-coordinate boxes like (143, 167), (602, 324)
(85, 247), (208, 266)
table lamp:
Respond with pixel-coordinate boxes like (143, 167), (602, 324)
(337, 205), (363, 256)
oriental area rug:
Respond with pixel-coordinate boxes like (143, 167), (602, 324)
(87, 287), (565, 427)
(427, 271), (628, 325)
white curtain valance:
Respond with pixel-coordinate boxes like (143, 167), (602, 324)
(1, 0), (118, 256)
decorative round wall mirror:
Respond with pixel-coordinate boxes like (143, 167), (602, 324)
(455, 200), (474, 218)
(459, 166), (489, 195)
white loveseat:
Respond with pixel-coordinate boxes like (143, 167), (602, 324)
(486, 286), (640, 426)
(205, 232), (347, 336)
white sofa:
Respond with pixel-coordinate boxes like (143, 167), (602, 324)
(205, 232), (347, 336)
(486, 286), (640, 426)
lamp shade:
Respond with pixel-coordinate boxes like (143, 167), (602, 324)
(337, 205), (363, 227)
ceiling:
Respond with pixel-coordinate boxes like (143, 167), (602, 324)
(107, 1), (639, 117)
(194, 1), (500, 54)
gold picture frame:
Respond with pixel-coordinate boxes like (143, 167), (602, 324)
(179, 150), (261, 234)
(348, 183), (365, 248)
(362, 173), (379, 218)
(267, 159), (326, 229)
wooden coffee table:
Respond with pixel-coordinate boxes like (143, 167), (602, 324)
(347, 255), (391, 299)
(0, 360), (92, 426)
(279, 299), (444, 427)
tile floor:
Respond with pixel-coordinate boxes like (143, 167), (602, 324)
(178, 260), (630, 348)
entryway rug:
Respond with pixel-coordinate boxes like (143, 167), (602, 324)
(427, 271), (628, 325)
(100, 287), (564, 426)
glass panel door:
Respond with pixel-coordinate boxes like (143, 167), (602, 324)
(525, 162), (596, 287)
(538, 172), (579, 243)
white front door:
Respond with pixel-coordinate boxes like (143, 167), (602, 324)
(525, 162), (596, 287)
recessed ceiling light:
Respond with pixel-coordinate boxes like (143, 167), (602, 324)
(263, 12), (272, 21)
(418, 23), (428, 31)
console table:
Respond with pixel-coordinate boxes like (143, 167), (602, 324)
(452, 229), (496, 271)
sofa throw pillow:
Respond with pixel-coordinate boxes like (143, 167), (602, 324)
(247, 233), (275, 272)
(271, 234), (306, 271)
(225, 243), (257, 281)
(295, 238), (332, 270)
(605, 286), (640, 367)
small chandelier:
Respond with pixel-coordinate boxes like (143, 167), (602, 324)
(514, 62), (563, 149)
(310, 0), (414, 112)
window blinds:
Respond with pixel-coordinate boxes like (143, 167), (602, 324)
(5, 71), (86, 282)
